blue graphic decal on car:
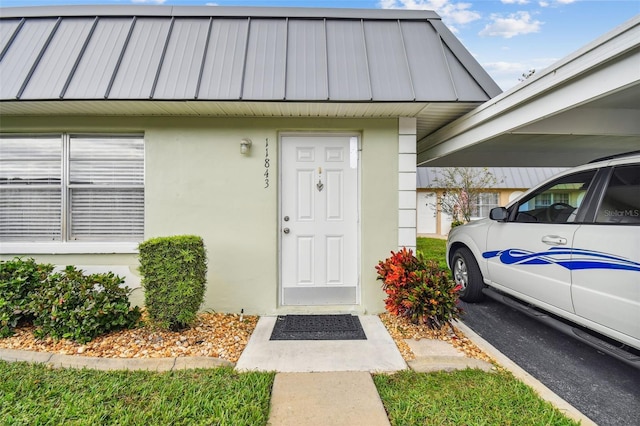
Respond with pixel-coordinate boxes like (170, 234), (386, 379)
(482, 247), (640, 272)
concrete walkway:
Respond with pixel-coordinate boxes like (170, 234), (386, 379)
(0, 315), (594, 426)
(235, 315), (407, 373)
(235, 315), (496, 426)
(268, 372), (391, 426)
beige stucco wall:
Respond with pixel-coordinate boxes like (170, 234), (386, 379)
(1, 115), (398, 315)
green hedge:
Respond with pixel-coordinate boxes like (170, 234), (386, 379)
(0, 258), (140, 343)
(29, 266), (141, 344)
(0, 258), (53, 338)
(138, 235), (207, 331)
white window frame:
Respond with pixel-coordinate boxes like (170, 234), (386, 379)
(534, 192), (569, 209)
(471, 192), (499, 219)
(0, 133), (144, 254)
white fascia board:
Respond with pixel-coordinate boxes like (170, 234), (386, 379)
(417, 16), (640, 163)
(515, 108), (640, 136)
(418, 54), (639, 163)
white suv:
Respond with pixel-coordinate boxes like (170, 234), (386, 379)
(446, 152), (640, 355)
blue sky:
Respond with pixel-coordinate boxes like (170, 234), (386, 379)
(2, 0), (638, 90)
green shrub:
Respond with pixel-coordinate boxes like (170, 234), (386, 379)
(29, 266), (141, 343)
(0, 258), (54, 338)
(375, 248), (462, 328)
(138, 235), (207, 331)
(450, 219), (465, 229)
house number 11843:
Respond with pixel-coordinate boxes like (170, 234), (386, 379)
(264, 138), (270, 189)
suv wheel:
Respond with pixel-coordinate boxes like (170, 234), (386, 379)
(452, 247), (484, 302)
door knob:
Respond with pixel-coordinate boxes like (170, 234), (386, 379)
(283, 228), (290, 234)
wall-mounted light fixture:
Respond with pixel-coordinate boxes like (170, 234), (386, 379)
(240, 138), (252, 155)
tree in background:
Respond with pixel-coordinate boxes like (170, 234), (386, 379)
(430, 167), (500, 225)
(519, 69), (536, 82)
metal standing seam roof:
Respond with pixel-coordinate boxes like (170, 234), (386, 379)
(417, 167), (568, 189)
(0, 5), (501, 103)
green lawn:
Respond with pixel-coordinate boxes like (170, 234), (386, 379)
(417, 236), (448, 270)
(0, 238), (577, 425)
(374, 369), (579, 426)
(0, 361), (274, 426)
(0, 360), (578, 426)
(379, 238), (578, 425)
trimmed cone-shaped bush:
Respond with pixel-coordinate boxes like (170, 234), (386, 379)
(138, 235), (207, 331)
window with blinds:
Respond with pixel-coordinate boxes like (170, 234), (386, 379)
(471, 192), (499, 218)
(0, 134), (144, 243)
(0, 137), (62, 240)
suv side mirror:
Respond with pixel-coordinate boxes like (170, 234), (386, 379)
(490, 207), (508, 221)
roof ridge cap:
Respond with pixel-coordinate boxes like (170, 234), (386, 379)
(0, 5), (442, 21)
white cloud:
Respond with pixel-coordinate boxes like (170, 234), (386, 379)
(483, 56), (560, 90)
(378, 1), (481, 32)
(482, 61), (528, 90)
(539, 0), (576, 6)
(131, 0), (166, 4)
(483, 61), (526, 74)
(379, 0), (398, 7)
(501, 0), (529, 4)
(479, 11), (543, 38)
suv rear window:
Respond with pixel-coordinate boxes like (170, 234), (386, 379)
(595, 165), (640, 224)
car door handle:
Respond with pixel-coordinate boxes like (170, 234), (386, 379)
(542, 235), (567, 246)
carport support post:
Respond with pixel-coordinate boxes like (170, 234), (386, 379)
(398, 117), (417, 252)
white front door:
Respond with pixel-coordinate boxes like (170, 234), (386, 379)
(280, 134), (359, 305)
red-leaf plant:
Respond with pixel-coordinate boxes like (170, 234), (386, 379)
(376, 248), (462, 329)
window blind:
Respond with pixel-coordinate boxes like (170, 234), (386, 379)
(69, 188), (144, 240)
(69, 136), (144, 241)
(0, 134), (144, 243)
(0, 187), (62, 240)
(0, 137), (62, 240)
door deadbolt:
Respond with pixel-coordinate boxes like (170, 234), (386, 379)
(283, 228), (290, 234)
(284, 216), (289, 222)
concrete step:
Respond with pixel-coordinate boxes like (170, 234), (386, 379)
(404, 338), (494, 372)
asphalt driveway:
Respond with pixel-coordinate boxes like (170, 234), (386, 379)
(459, 299), (640, 426)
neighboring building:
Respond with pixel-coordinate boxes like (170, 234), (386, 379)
(416, 167), (566, 236)
(0, 6), (501, 314)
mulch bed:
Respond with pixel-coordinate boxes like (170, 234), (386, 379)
(0, 312), (257, 363)
(1, 312), (493, 365)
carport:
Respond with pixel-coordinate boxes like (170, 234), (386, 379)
(417, 16), (639, 167)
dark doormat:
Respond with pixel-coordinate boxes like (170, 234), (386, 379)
(269, 314), (367, 341)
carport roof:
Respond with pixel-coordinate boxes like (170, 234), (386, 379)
(417, 167), (567, 189)
(0, 5), (502, 139)
(418, 15), (640, 168)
